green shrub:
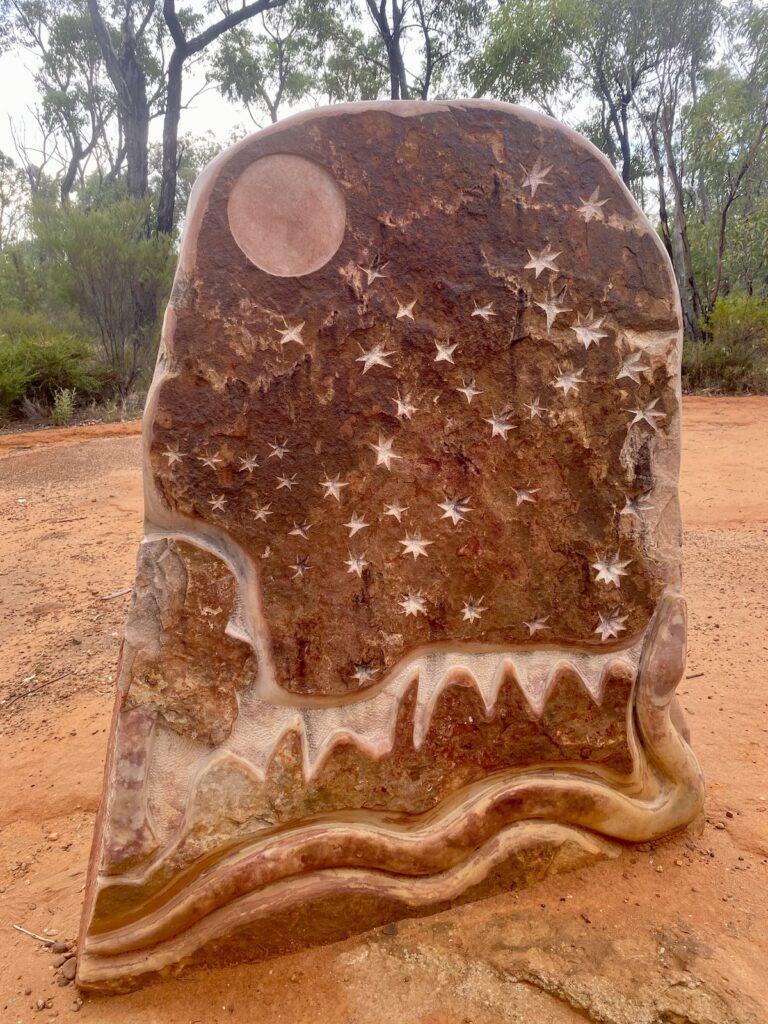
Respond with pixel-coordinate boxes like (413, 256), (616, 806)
(683, 295), (768, 394)
(51, 387), (76, 425)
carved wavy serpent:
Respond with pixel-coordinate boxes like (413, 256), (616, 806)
(77, 593), (703, 986)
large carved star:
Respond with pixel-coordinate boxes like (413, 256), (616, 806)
(369, 434), (401, 471)
(396, 298), (416, 320)
(592, 552), (632, 587)
(594, 609), (628, 642)
(345, 552), (368, 577)
(553, 367), (585, 395)
(535, 291), (571, 334)
(320, 474), (348, 501)
(456, 379), (482, 404)
(578, 186), (609, 223)
(434, 339), (458, 363)
(383, 501), (408, 522)
(525, 244), (561, 278)
(621, 493), (654, 518)
(570, 309), (608, 349)
(393, 391), (417, 420)
(356, 341), (394, 374)
(345, 513), (369, 536)
(399, 532), (433, 559)
(471, 300), (496, 321)
(630, 398), (666, 430)
(276, 321), (305, 346)
(616, 349), (651, 384)
(162, 445), (184, 465)
(525, 615), (550, 637)
(399, 590), (426, 616)
(359, 262), (389, 284)
(484, 411), (515, 440)
(462, 597), (487, 622)
(521, 155), (553, 197)
(438, 497), (472, 525)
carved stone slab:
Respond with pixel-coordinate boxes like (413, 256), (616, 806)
(78, 101), (704, 991)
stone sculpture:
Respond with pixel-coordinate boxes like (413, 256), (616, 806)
(77, 100), (704, 991)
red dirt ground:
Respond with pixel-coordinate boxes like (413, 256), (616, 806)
(0, 396), (766, 1024)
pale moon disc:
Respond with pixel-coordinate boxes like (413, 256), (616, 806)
(227, 154), (347, 277)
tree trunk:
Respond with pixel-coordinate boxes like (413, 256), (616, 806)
(157, 51), (185, 235)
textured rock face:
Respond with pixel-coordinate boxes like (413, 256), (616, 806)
(78, 101), (703, 991)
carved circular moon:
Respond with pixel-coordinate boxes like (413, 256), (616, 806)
(227, 154), (347, 277)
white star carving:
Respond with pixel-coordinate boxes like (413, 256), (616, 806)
(525, 244), (561, 278)
(438, 497), (473, 526)
(485, 411), (515, 440)
(393, 391), (417, 420)
(356, 341), (394, 374)
(513, 487), (539, 506)
(268, 439), (290, 460)
(434, 339), (458, 364)
(208, 493), (226, 512)
(320, 473), (348, 501)
(345, 513), (369, 536)
(291, 556), (310, 579)
(570, 309), (608, 349)
(399, 532), (433, 559)
(359, 262), (389, 285)
(616, 349), (651, 384)
(251, 502), (273, 522)
(399, 589), (426, 616)
(621, 493), (654, 519)
(276, 473), (298, 491)
(456, 378), (482, 404)
(521, 155), (553, 197)
(345, 552), (369, 577)
(396, 298), (416, 320)
(524, 397), (546, 419)
(161, 445), (184, 465)
(553, 367), (585, 395)
(352, 662), (376, 683)
(535, 292), (571, 334)
(462, 597), (487, 622)
(525, 616), (550, 637)
(289, 520), (311, 540)
(198, 451), (223, 469)
(471, 300), (496, 321)
(383, 501), (408, 522)
(369, 434), (402, 471)
(594, 609), (628, 642)
(629, 398), (666, 430)
(578, 186), (608, 223)
(238, 453), (259, 473)
(276, 321), (305, 346)
(592, 552), (632, 587)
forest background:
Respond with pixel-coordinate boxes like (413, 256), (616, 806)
(0, 0), (766, 425)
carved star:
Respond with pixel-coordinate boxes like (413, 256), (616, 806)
(535, 291), (571, 334)
(161, 445), (184, 465)
(345, 552), (369, 577)
(291, 556), (310, 579)
(462, 597), (487, 622)
(621, 493), (654, 519)
(198, 451), (223, 469)
(485, 411), (516, 440)
(352, 662), (376, 684)
(399, 532), (433, 559)
(289, 520), (312, 540)
(276, 321), (305, 346)
(356, 341), (394, 374)
(570, 309), (608, 349)
(434, 339), (458, 364)
(471, 300), (496, 321)
(521, 155), (553, 197)
(369, 434), (402, 471)
(208, 493), (226, 512)
(513, 487), (539, 506)
(616, 349), (651, 384)
(359, 262), (389, 285)
(396, 298), (416, 320)
(630, 398), (666, 430)
(345, 513), (369, 536)
(525, 244), (561, 278)
(383, 501), (408, 522)
(399, 589), (426, 616)
(251, 502), (273, 522)
(320, 474), (348, 501)
(438, 497), (473, 526)
(238, 453), (259, 473)
(276, 473), (298, 491)
(525, 615), (550, 637)
(524, 397), (546, 419)
(592, 552), (632, 587)
(594, 609), (628, 642)
(268, 439), (290, 460)
(553, 367), (585, 395)
(393, 391), (417, 420)
(578, 186), (609, 223)
(456, 378), (482, 404)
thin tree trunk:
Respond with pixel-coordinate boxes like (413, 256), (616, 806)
(156, 52), (184, 236)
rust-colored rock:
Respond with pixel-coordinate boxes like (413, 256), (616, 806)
(78, 101), (704, 992)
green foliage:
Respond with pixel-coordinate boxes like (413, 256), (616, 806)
(0, 312), (100, 418)
(683, 296), (768, 394)
(51, 386), (76, 424)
